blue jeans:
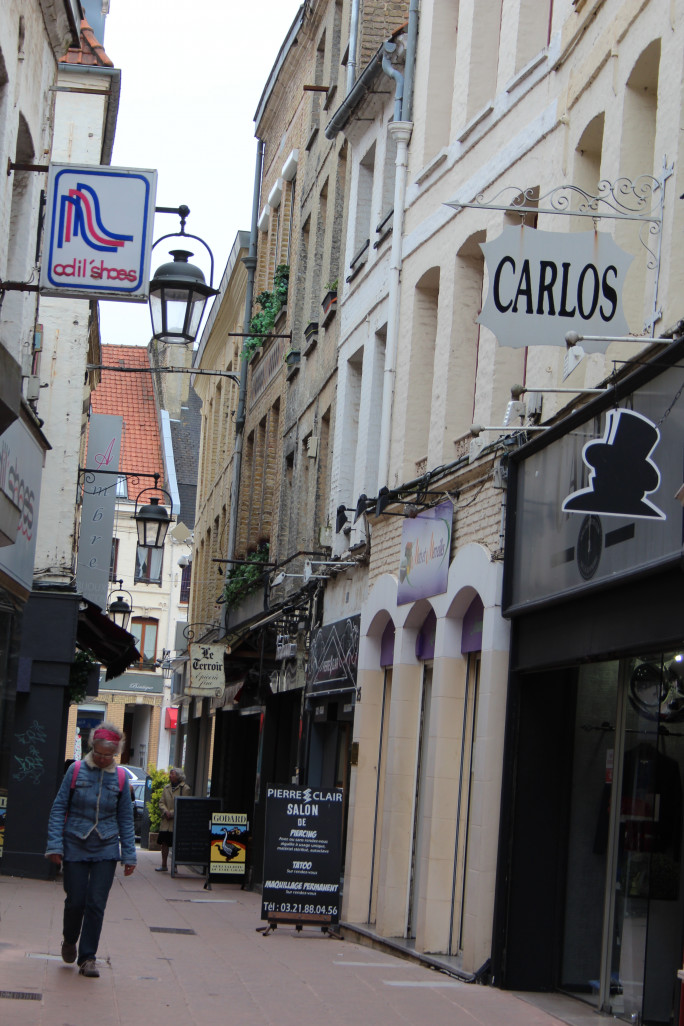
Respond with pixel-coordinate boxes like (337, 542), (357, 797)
(62, 860), (117, 964)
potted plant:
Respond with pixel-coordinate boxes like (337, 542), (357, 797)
(146, 767), (169, 851)
(321, 278), (338, 326)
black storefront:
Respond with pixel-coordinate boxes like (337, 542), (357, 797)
(494, 337), (684, 1024)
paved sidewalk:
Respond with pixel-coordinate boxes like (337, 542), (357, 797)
(0, 847), (601, 1026)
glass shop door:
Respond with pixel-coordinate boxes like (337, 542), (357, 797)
(561, 652), (684, 1025)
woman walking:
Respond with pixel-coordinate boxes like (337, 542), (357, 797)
(45, 722), (136, 978)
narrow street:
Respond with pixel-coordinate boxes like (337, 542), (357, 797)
(0, 847), (601, 1026)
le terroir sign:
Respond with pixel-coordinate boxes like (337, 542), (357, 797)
(478, 226), (633, 352)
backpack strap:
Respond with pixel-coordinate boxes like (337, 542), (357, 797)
(116, 766), (126, 792)
(65, 760), (81, 822)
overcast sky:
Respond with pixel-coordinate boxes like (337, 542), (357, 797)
(98, 0), (302, 346)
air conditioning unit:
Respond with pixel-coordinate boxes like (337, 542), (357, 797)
(306, 436), (318, 458)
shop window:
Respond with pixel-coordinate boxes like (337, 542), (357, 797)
(135, 545), (163, 585)
(130, 617), (158, 669)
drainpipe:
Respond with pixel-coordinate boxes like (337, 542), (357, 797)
(376, 0), (419, 490)
(382, 41), (404, 123)
(346, 0), (361, 94)
(377, 37), (412, 491)
(401, 0), (420, 122)
(377, 121), (412, 490)
(227, 138), (264, 564)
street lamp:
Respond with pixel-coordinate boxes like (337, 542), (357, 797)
(158, 649), (173, 679)
(107, 580), (132, 631)
(148, 206), (218, 345)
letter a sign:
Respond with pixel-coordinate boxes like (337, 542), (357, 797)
(40, 163), (157, 301)
(478, 226), (632, 353)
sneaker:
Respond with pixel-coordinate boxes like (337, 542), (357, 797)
(61, 941), (77, 964)
(78, 959), (100, 978)
(155, 866), (168, 872)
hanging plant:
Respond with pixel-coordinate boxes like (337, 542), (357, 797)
(222, 544), (270, 610)
(244, 265), (290, 361)
(68, 649), (98, 706)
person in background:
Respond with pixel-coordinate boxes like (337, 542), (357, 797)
(45, 722), (136, 978)
(156, 767), (191, 872)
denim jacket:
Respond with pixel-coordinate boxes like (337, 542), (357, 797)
(45, 756), (137, 865)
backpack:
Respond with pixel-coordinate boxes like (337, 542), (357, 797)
(70, 760), (127, 794)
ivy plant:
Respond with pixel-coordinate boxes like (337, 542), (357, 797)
(243, 265), (290, 361)
(222, 544), (270, 610)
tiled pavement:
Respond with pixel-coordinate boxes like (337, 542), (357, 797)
(0, 847), (610, 1026)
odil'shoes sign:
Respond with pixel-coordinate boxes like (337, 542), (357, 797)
(478, 226), (633, 352)
(40, 164), (157, 301)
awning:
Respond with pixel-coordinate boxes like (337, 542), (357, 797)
(164, 707), (178, 730)
(77, 599), (140, 681)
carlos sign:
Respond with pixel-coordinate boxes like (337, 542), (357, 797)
(478, 226), (632, 353)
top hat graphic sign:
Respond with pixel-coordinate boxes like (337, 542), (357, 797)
(562, 408), (665, 520)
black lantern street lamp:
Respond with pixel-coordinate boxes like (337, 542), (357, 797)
(160, 651), (173, 680)
(148, 206), (218, 346)
(134, 494), (171, 549)
(149, 249), (217, 344)
(107, 580), (132, 631)
(132, 473), (173, 549)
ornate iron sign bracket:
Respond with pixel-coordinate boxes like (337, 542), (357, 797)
(445, 157), (674, 333)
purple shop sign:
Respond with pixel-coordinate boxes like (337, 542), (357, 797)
(397, 499), (453, 606)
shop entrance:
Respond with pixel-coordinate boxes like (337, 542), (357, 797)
(560, 652), (684, 1024)
(501, 650), (684, 1024)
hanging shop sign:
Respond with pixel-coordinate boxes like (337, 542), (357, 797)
(40, 164), (157, 301)
(397, 499), (452, 606)
(0, 417), (45, 595)
(306, 615), (360, 695)
(187, 642), (226, 697)
(261, 787), (343, 929)
(209, 812), (249, 879)
(76, 414), (122, 612)
(478, 226), (632, 352)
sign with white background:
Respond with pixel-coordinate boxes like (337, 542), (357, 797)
(40, 164), (157, 301)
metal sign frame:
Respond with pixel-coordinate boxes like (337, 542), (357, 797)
(445, 160), (673, 334)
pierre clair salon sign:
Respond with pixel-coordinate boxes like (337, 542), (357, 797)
(479, 226), (632, 352)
